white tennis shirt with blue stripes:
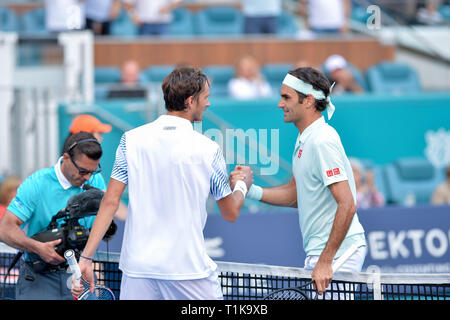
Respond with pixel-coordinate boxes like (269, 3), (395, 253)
(111, 115), (232, 280)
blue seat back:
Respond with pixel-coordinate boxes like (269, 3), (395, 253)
(110, 8), (138, 37)
(169, 7), (194, 36)
(202, 65), (236, 97)
(143, 65), (176, 83)
(261, 63), (293, 94)
(384, 157), (445, 205)
(194, 6), (243, 35)
(366, 61), (421, 94)
(21, 7), (47, 34)
(277, 11), (298, 36)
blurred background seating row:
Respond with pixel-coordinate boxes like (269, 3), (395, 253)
(93, 60), (422, 100)
(0, 5), (299, 37)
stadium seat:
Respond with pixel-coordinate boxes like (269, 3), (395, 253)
(194, 6), (243, 36)
(110, 8), (138, 37)
(351, 5), (371, 23)
(0, 6), (20, 32)
(261, 63), (294, 94)
(277, 11), (298, 36)
(383, 157), (445, 205)
(169, 7), (195, 36)
(143, 65), (176, 83)
(202, 65), (235, 97)
(365, 61), (421, 94)
(439, 5), (450, 20)
(20, 8), (47, 35)
(95, 67), (122, 84)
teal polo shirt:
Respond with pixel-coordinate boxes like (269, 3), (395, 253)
(7, 157), (106, 237)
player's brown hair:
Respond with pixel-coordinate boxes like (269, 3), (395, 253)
(162, 67), (210, 112)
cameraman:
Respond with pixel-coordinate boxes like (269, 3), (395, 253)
(0, 132), (106, 300)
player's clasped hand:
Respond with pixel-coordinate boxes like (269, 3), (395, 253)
(230, 165), (254, 191)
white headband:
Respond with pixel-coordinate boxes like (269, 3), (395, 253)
(282, 73), (336, 120)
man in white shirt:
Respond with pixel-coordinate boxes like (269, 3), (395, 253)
(244, 67), (366, 297)
(85, 0), (121, 35)
(299, 0), (351, 35)
(242, 0), (282, 34)
(45, 0), (86, 32)
(73, 67), (253, 300)
(123, 0), (182, 36)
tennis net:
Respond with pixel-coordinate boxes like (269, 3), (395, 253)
(1, 250), (450, 300)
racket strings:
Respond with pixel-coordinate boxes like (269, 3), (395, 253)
(264, 281), (318, 300)
(76, 277), (115, 300)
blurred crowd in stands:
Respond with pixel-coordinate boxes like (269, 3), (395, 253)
(0, 1), (449, 36)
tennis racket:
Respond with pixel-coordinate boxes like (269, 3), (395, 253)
(263, 243), (359, 300)
(64, 249), (115, 300)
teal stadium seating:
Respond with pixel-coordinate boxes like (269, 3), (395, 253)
(261, 63), (294, 94)
(20, 7), (47, 35)
(110, 8), (138, 37)
(202, 65), (236, 97)
(0, 6), (20, 31)
(169, 7), (195, 36)
(365, 61), (421, 94)
(439, 5), (450, 20)
(194, 6), (243, 36)
(143, 65), (176, 83)
(276, 11), (298, 36)
(384, 157), (445, 205)
(94, 67), (121, 100)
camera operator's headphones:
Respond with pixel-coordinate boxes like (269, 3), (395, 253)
(66, 138), (100, 155)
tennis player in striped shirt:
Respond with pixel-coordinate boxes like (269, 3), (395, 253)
(73, 67), (253, 300)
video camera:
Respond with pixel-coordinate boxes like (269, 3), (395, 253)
(28, 185), (115, 272)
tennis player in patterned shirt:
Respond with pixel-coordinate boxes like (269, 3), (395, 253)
(73, 67), (253, 300)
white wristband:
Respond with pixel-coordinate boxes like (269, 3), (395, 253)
(247, 184), (263, 201)
(233, 180), (247, 197)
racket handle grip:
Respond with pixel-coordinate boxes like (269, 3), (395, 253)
(64, 249), (82, 281)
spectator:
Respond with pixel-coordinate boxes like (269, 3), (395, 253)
(69, 114), (112, 144)
(350, 158), (385, 209)
(416, 0), (444, 25)
(123, 0), (182, 36)
(85, 0), (121, 35)
(323, 55), (363, 95)
(299, 0), (351, 36)
(431, 165), (450, 205)
(107, 60), (147, 99)
(242, 0), (282, 34)
(45, 0), (86, 33)
(0, 176), (21, 221)
(228, 55), (272, 100)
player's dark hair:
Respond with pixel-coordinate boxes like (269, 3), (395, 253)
(162, 67), (209, 111)
(288, 67), (331, 113)
(63, 132), (102, 161)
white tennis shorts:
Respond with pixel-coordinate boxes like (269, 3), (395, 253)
(304, 245), (367, 300)
(119, 271), (224, 300)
